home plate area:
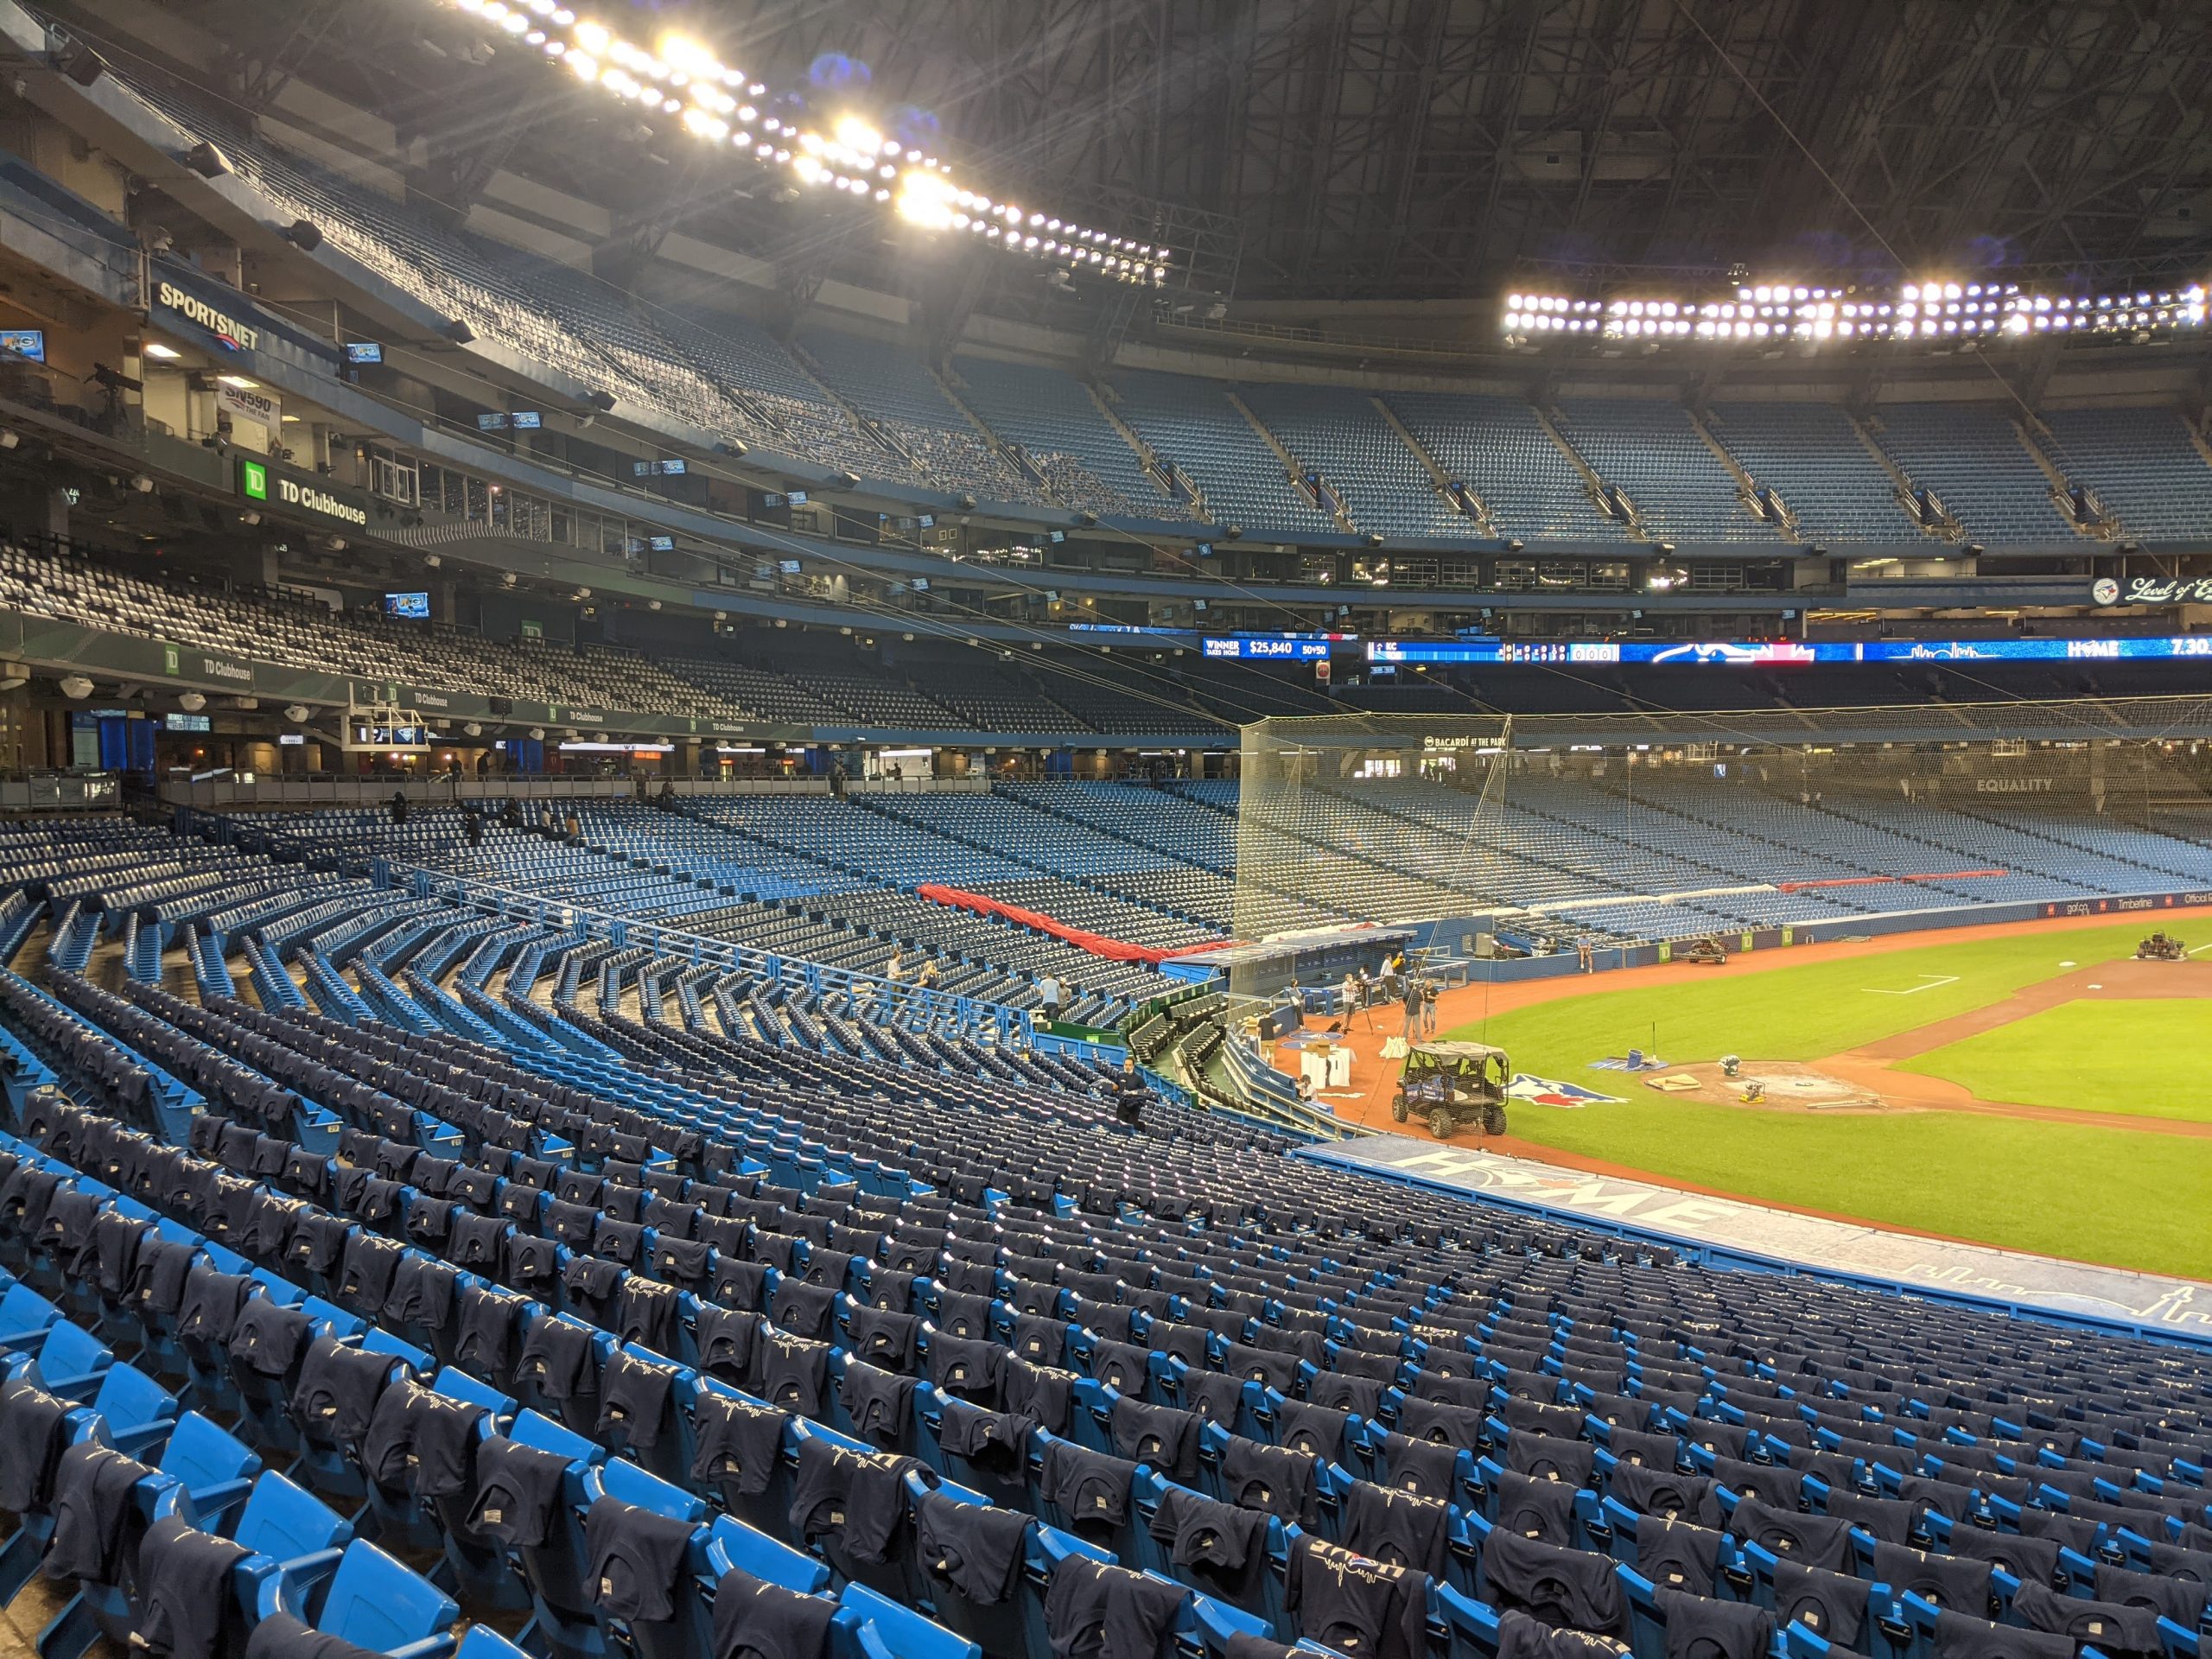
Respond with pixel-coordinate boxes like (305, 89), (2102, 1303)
(1639, 1059), (1897, 1113)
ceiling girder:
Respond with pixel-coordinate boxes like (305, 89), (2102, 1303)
(213, 0), (2212, 303)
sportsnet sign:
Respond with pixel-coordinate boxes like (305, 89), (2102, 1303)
(154, 279), (260, 352)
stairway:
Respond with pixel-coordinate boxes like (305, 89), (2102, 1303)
(1375, 395), (1492, 532)
(1535, 407), (1640, 537)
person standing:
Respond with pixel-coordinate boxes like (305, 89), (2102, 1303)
(1039, 972), (1063, 1023)
(1420, 979), (1440, 1039)
(1402, 976), (1424, 1039)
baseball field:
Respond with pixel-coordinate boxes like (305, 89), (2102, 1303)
(1393, 916), (2212, 1281)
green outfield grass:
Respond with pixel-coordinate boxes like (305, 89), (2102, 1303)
(1441, 921), (2212, 1280)
(1898, 998), (2212, 1122)
(1452, 922), (2152, 1068)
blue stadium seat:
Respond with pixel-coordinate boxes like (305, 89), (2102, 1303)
(253, 1537), (460, 1659)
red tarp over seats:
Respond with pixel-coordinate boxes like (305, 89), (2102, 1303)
(915, 883), (1224, 966)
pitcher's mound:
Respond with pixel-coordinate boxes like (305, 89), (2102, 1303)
(1642, 1060), (1904, 1114)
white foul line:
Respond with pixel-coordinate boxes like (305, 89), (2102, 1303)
(1863, 974), (1963, 995)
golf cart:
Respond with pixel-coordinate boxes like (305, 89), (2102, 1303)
(1680, 935), (1730, 967)
(2136, 931), (2186, 962)
(1392, 1040), (1510, 1139)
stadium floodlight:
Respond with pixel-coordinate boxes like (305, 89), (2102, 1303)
(831, 115), (883, 159)
(1508, 273), (2212, 350)
(435, 0), (1170, 286)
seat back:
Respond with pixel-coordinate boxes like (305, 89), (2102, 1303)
(362, 1327), (432, 1370)
(433, 1365), (515, 1418)
(839, 1582), (982, 1659)
(300, 1294), (365, 1338)
(456, 1628), (532, 1659)
(597, 1458), (706, 1522)
(252, 1272), (308, 1308)
(91, 1359), (177, 1432)
(234, 1471), (353, 1562)
(159, 1411), (260, 1494)
(0, 1281), (59, 1336)
(34, 1319), (111, 1389)
(315, 1538), (460, 1651)
(707, 1513), (830, 1595)
(510, 1407), (602, 1464)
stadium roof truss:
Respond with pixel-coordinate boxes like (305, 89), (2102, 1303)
(54, 0), (2212, 305)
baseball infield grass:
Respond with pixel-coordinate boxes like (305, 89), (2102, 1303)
(1898, 998), (2212, 1123)
(1442, 922), (2212, 1280)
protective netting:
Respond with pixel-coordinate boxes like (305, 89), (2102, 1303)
(1509, 692), (2212, 747)
(1227, 704), (2212, 952)
(1232, 714), (1516, 941)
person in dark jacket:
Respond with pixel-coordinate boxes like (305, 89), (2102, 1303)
(1112, 1058), (1149, 1128)
(389, 790), (409, 825)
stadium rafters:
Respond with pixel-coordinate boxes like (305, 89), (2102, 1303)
(45, 0), (2212, 307)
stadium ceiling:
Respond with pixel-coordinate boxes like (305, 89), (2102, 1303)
(69, 0), (2212, 305)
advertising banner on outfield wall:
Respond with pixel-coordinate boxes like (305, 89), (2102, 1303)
(2040, 890), (2212, 918)
(1369, 634), (2212, 665)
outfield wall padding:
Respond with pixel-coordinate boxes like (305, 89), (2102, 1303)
(1459, 887), (2212, 982)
